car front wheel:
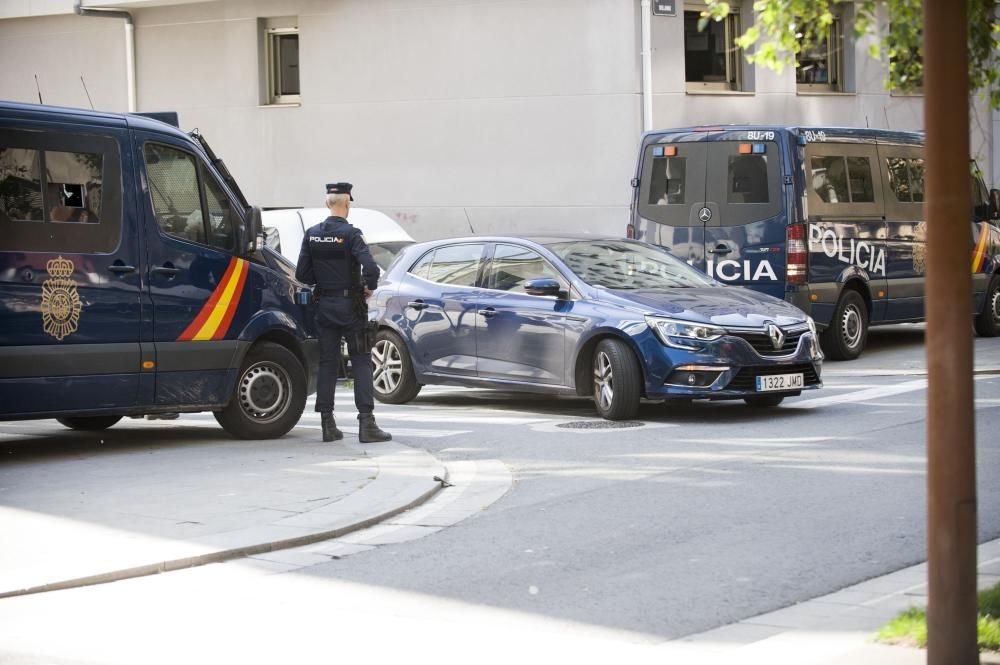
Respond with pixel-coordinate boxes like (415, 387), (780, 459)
(214, 342), (306, 439)
(975, 275), (1000, 337)
(592, 338), (641, 420)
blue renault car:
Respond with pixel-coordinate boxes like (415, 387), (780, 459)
(369, 236), (823, 419)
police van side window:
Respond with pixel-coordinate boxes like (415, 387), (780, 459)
(887, 157), (926, 203)
(810, 155), (875, 204)
(0, 130), (122, 253)
(203, 171), (236, 252)
(144, 144), (206, 245)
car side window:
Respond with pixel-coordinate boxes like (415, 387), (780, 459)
(488, 244), (564, 293)
(427, 244), (484, 287)
(408, 250), (435, 280)
(144, 143), (206, 245)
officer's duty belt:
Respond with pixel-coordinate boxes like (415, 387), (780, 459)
(315, 288), (352, 298)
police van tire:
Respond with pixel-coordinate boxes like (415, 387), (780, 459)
(214, 342), (306, 440)
(56, 416), (122, 431)
(821, 289), (868, 361)
(372, 329), (421, 404)
(592, 338), (641, 420)
(974, 276), (1000, 337)
(743, 394), (785, 407)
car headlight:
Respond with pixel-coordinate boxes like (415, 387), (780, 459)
(806, 316), (817, 335)
(645, 315), (725, 350)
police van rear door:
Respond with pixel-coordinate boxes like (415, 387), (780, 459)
(701, 131), (786, 299)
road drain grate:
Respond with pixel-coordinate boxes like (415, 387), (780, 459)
(555, 420), (645, 430)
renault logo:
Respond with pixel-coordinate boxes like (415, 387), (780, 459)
(698, 207), (713, 223)
(766, 322), (786, 350)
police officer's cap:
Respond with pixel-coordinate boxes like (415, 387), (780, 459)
(326, 182), (354, 201)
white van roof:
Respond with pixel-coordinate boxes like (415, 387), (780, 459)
(293, 208), (415, 244)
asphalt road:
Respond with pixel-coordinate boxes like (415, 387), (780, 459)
(1, 324), (998, 662)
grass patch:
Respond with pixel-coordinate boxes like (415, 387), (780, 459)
(877, 582), (1000, 651)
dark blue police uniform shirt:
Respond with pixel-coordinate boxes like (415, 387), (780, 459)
(295, 216), (380, 291)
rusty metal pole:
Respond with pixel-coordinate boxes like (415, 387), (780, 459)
(924, 1), (979, 663)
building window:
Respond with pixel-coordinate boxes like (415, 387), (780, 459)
(260, 17), (300, 105)
(684, 8), (744, 91)
(796, 16), (843, 92)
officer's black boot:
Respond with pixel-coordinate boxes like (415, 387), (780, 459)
(321, 411), (343, 442)
(358, 413), (391, 443)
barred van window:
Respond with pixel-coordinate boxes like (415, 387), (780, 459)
(144, 143), (206, 245)
(0, 147), (43, 222)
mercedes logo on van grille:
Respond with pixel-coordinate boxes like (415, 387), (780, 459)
(766, 323), (786, 350)
(698, 207), (713, 223)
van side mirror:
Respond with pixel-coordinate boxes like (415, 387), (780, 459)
(524, 277), (565, 298)
(990, 189), (1000, 220)
(244, 206), (264, 255)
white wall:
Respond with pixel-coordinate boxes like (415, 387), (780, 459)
(1, 0), (997, 242)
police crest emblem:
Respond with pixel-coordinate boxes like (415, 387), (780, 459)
(41, 256), (82, 341)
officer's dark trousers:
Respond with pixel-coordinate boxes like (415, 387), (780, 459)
(314, 298), (374, 414)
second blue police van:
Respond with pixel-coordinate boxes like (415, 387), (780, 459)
(0, 102), (317, 438)
(628, 125), (1000, 359)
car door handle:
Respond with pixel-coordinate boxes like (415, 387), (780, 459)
(407, 300), (429, 311)
(152, 265), (180, 277)
(108, 264), (136, 274)
(478, 307), (497, 318)
(707, 244), (732, 255)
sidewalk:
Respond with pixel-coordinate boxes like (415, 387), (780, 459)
(0, 421), (444, 597)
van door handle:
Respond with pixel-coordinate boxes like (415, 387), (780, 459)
(152, 265), (180, 277)
(108, 264), (136, 274)
(407, 300), (429, 311)
(478, 307), (497, 318)
(707, 244), (732, 255)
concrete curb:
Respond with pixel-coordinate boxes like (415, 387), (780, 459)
(0, 443), (446, 600)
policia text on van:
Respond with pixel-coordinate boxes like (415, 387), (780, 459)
(0, 102), (318, 438)
(628, 126), (1000, 360)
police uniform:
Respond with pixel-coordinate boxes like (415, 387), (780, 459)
(295, 182), (390, 443)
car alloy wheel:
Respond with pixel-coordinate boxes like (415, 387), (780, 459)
(373, 338), (403, 394)
(594, 351), (614, 412)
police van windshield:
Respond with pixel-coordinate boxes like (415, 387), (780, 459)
(638, 140), (782, 227)
(545, 239), (715, 290)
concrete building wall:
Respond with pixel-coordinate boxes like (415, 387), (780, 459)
(0, 0), (996, 241)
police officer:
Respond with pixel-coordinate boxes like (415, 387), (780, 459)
(295, 183), (391, 443)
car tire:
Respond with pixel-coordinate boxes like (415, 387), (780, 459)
(592, 338), (641, 420)
(743, 394), (785, 407)
(372, 329), (421, 404)
(820, 289), (868, 360)
(56, 415), (122, 431)
(975, 275), (1000, 337)
(214, 342), (306, 440)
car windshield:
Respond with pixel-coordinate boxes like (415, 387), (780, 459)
(544, 239), (715, 290)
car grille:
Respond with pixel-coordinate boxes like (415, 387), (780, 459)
(728, 326), (807, 357)
(725, 363), (820, 391)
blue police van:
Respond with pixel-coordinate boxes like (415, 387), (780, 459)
(0, 102), (317, 438)
(628, 125), (1000, 359)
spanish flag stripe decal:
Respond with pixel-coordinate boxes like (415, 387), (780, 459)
(973, 225), (989, 273)
(176, 257), (247, 341)
(214, 258), (251, 340)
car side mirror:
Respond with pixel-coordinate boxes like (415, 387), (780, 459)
(990, 189), (1000, 220)
(524, 277), (564, 298)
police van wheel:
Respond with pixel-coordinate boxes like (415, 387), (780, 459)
(214, 342), (306, 440)
(743, 394), (785, 408)
(821, 289), (868, 361)
(592, 338), (641, 420)
(373, 329), (421, 404)
(975, 276), (1000, 337)
(56, 416), (122, 431)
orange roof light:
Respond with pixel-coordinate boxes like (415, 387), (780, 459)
(662, 145), (677, 156)
(738, 143), (753, 154)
